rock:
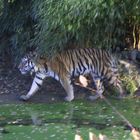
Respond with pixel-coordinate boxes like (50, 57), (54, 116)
(131, 129), (140, 140)
(134, 87), (140, 97)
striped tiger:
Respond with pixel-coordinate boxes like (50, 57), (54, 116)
(18, 48), (124, 101)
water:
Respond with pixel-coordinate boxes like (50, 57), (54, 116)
(0, 98), (140, 140)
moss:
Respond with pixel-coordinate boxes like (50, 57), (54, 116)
(121, 75), (137, 95)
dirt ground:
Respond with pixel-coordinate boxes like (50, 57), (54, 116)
(0, 61), (89, 104)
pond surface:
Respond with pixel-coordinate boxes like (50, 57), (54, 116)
(0, 98), (140, 140)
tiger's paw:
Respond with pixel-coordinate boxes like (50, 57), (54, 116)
(64, 96), (74, 102)
(19, 95), (30, 101)
(118, 94), (127, 99)
(88, 95), (100, 101)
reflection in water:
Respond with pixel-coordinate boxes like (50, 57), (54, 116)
(27, 107), (42, 126)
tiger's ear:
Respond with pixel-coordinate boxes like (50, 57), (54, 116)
(26, 46), (38, 53)
(30, 51), (38, 58)
(25, 46), (33, 53)
(26, 46), (38, 58)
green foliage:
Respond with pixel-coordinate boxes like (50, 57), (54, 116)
(121, 75), (137, 95)
(0, 0), (35, 60)
(0, 0), (3, 15)
(120, 65), (140, 95)
(0, 0), (140, 59)
(32, 0), (140, 56)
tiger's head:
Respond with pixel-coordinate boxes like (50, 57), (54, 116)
(18, 51), (37, 75)
(18, 55), (33, 75)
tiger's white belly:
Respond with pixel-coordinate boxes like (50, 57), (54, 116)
(46, 71), (60, 81)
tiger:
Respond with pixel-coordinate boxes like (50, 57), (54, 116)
(18, 48), (125, 102)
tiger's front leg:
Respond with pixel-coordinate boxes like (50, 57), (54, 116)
(20, 73), (46, 101)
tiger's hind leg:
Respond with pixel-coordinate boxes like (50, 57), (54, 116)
(60, 77), (74, 102)
(89, 77), (104, 101)
(110, 77), (126, 99)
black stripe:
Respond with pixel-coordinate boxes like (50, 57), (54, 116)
(44, 63), (48, 72)
(75, 68), (80, 75)
(107, 75), (112, 82)
(77, 62), (82, 72)
(35, 81), (41, 88)
(68, 51), (75, 77)
(78, 48), (83, 56)
(30, 61), (33, 66)
(103, 67), (108, 76)
(80, 49), (90, 69)
(85, 49), (94, 67)
(79, 58), (86, 72)
(85, 49), (95, 72)
(36, 75), (43, 80)
(83, 55), (90, 69)
(104, 51), (112, 66)
(38, 68), (41, 73)
(91, 49), (98, 68)
(74, 50), (79, 60)
(74, 51), (84, 74)
(72, 70), (75, 78)
(90, 64), (93, 70)
(101, 65), (104, 77)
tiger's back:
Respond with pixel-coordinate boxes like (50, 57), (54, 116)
(48, 48), (117, 80)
